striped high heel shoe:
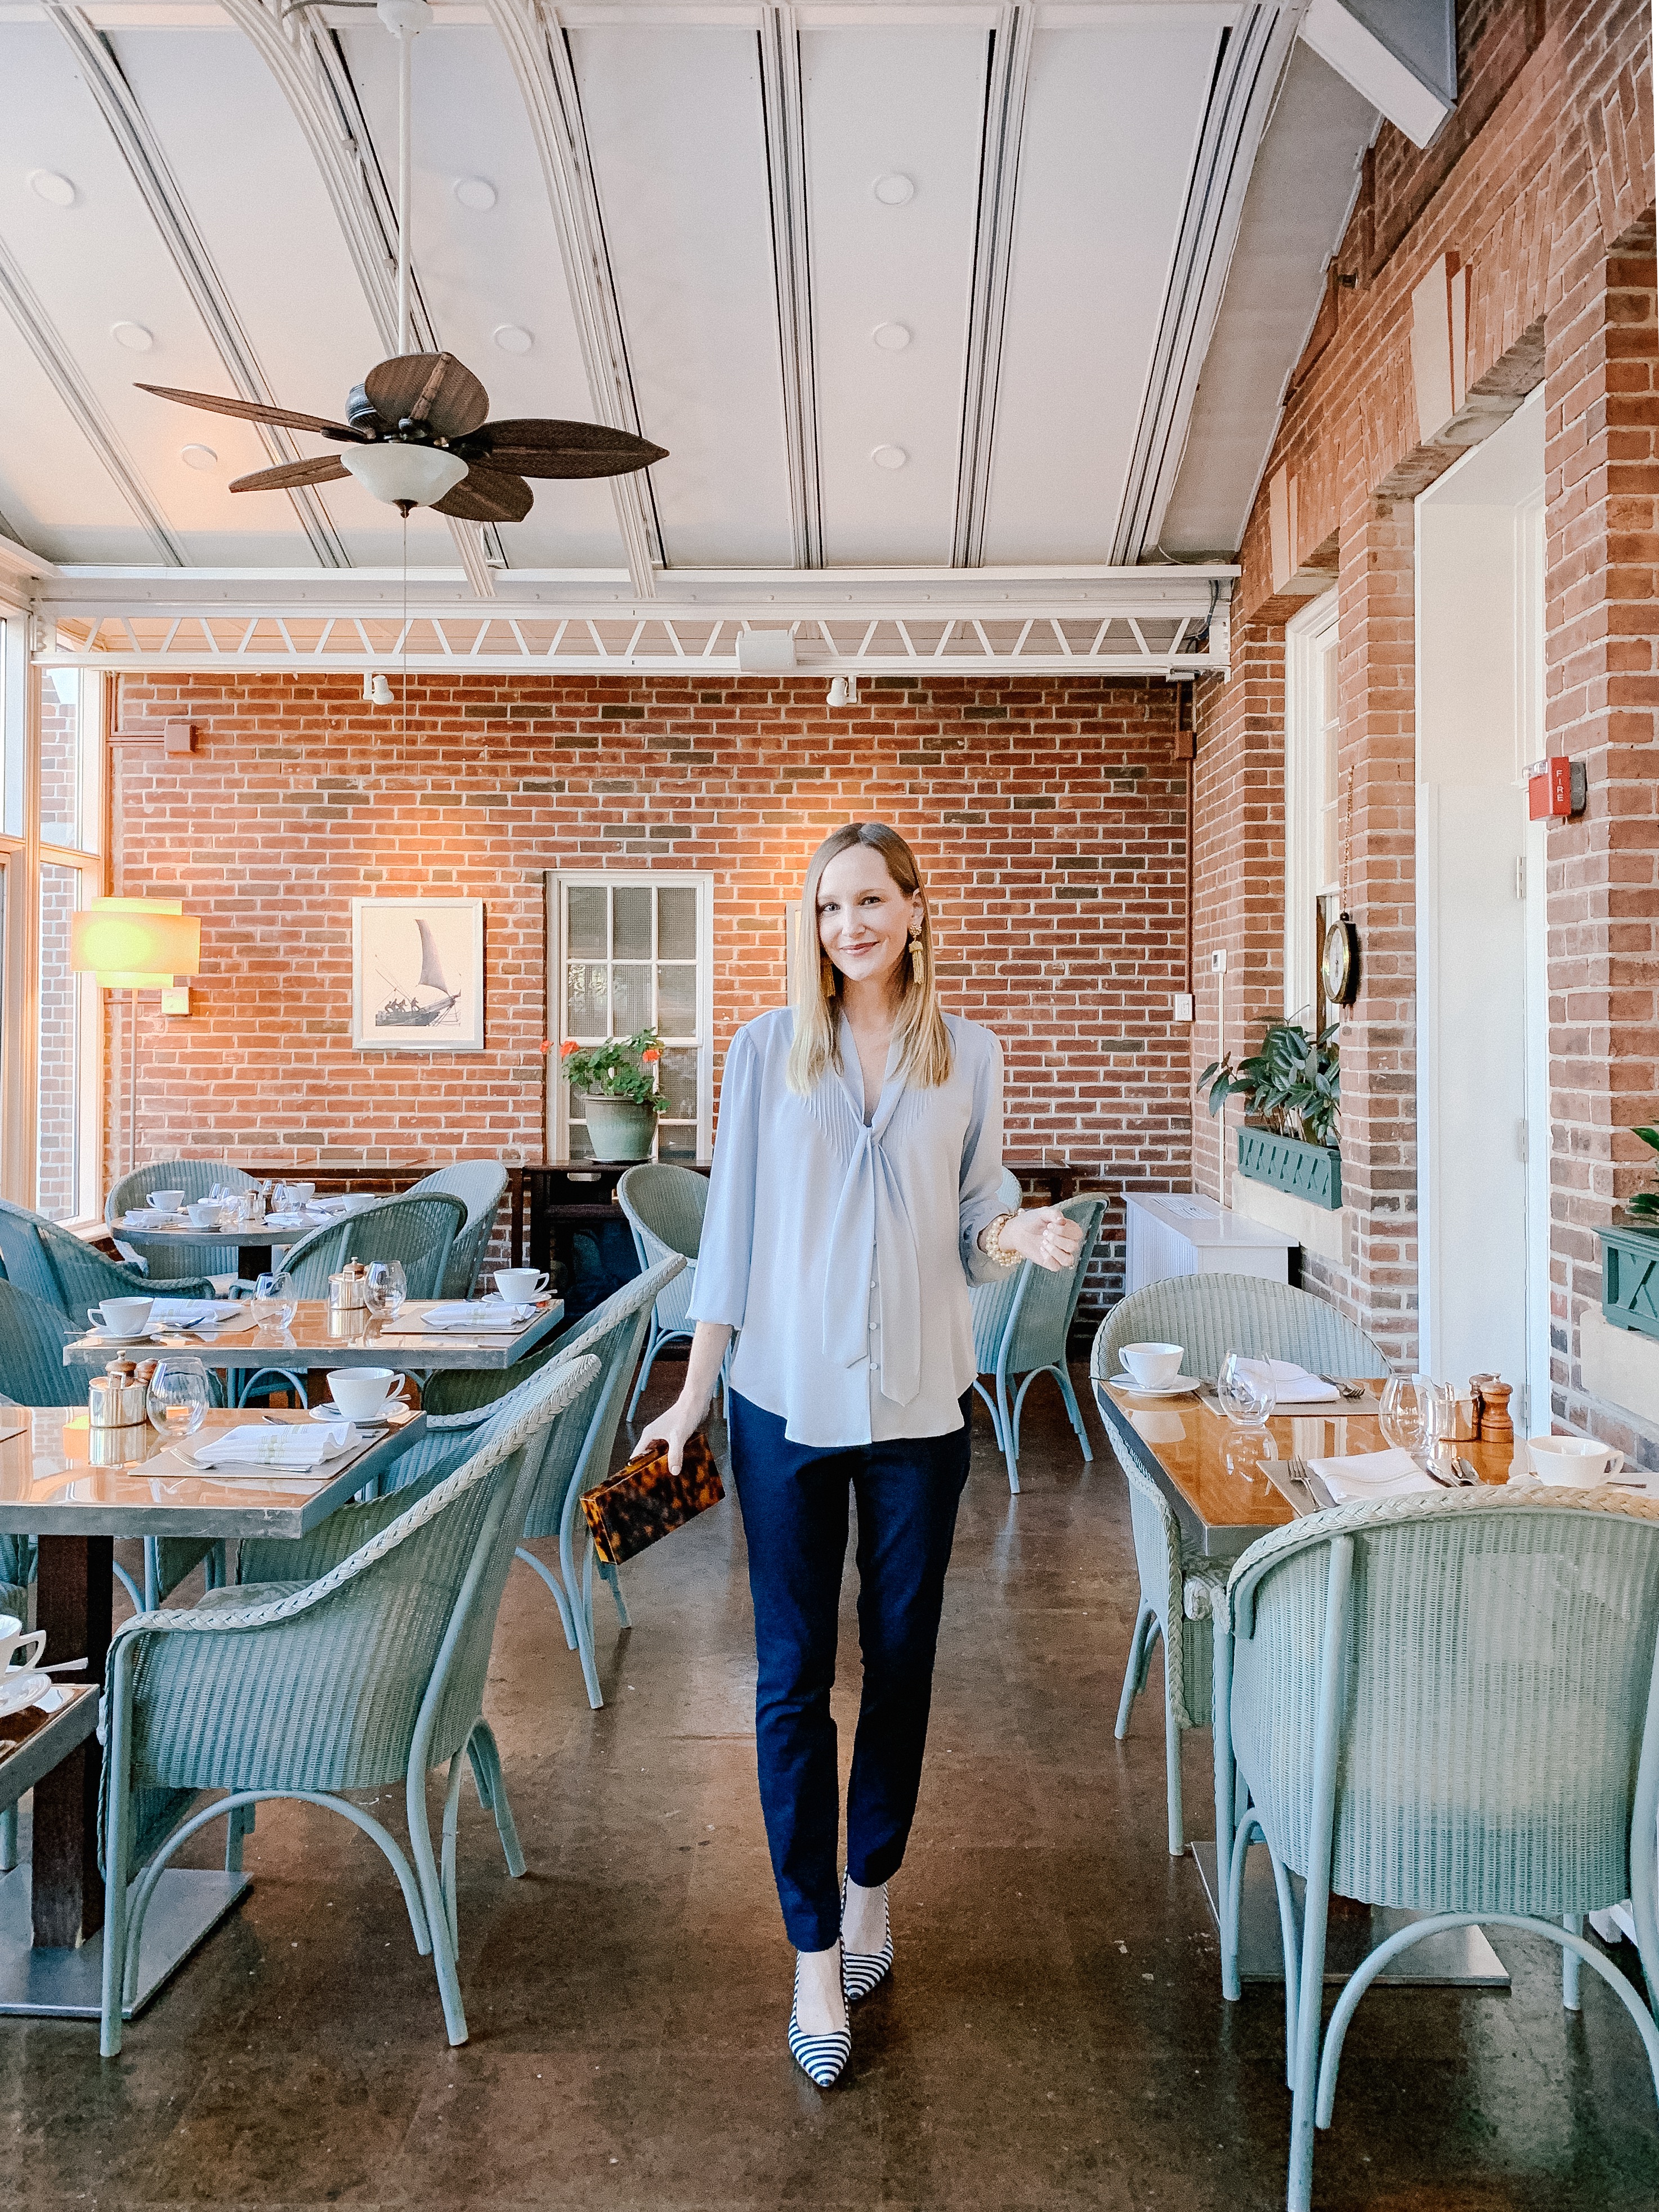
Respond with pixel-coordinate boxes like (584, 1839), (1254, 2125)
(840, 1877), (893, 2004)
(788, 1951), (851, 2089)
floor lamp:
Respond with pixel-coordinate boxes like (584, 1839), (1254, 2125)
(69, 898), (201, 1179)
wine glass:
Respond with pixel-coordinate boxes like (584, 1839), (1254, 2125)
(363, 1261), (407, 1322)
(1218, 1350), (1276, 1429)
(251, 1270), (298, 1331)
(1380, 1374), (1454, 1470)
(147, 1356), (210, 1441)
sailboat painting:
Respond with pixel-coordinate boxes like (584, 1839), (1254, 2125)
(351, 898), (485, 1053)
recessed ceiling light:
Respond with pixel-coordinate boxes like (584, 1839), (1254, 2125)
(872, 323), (911, 352)
(454, 177), (497, 211)
(28, 171), (76, 208)
(871, 445), (907, 471)
(110, 321), (153, 353)
(872, 173), (915, 207)
(180, 445), (218, 472)
(493, 324), (533, 355)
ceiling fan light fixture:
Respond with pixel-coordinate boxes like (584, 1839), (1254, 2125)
(339, 440), (468, 510)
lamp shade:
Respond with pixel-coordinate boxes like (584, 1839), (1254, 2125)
(70, 898), (200, 988)
(340, 442), (468, 509)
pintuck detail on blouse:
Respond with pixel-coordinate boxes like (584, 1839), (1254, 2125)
(687, 1006), (1012, 1448)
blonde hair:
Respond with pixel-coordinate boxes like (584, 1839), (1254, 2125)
(788, 822), (953, 1095)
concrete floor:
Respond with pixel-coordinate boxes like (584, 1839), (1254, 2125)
(6, 1368), (1657, 2209)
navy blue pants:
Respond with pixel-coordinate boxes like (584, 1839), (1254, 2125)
(728, 1389), (973, 1951)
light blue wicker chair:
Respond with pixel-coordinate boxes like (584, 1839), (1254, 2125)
(615, 1164), (720, 1421)
(97, 1349), (601, 2056)
(1090, 1274), (1392, 1853)
(406, 1163), (508, 1300)
(969, 1194), (1106, 1493)
(276, 1192), (468, 1303)
(1217, 1486), (1659, 2212)
(0, 1198), (220, 1324)
(105, 1161), (254, 1282)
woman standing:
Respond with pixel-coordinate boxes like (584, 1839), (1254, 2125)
(639, 822), (1084, 2087)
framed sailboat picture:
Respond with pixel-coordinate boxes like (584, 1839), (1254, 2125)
(351, 898), (485, 1053)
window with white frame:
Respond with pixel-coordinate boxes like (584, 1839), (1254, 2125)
(0, 633), (107, 1224)
(545, 872), (713, 1162)
(1284, 591), (1340, 1027)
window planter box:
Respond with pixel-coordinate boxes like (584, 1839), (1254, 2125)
(1236, 1127), (1341, 1211)
(1597, 1219), (1659, 1343)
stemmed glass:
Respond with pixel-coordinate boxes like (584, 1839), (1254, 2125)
(364, 1261), (407, 1323)
(250, 1270), (298, 1332)
(147, 1356), (211, 1442)
(1380, 1374), (1454, 1471)
(1217, 1350), (1277, 1429)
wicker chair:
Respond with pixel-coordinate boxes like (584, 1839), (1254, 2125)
(969, 1194), (1106, 1492)
(1218, 1486), (1659, 2211)
(405, 1163), (508, 1300)
(615, 1164), (716, 1421)
(105, 1161), (254, 1282)
(0, 1198), (220, 1324)
(98, 1350), (601, 2056)
(276, 1192), (468, 1302)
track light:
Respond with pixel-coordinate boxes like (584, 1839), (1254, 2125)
(364, 672), (393, 706)
(827, 674), (858, 709)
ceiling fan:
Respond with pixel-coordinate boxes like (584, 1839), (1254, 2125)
(136, 0), (665, 523)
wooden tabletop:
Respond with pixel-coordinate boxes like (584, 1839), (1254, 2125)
(62, 1297), (565, 1375)
(0, 1406), (426, 1538)
(1092, 1378), (1523, 1558)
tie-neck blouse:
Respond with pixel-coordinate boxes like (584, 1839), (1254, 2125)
(686, 1007), (1012, 1446)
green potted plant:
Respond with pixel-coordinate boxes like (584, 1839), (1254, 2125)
(1198, 1022), (1343, 1209)
(1625, 1126), (1659, 1219)
(557, 1027), (665, 1161)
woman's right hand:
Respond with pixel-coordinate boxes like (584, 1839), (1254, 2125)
(636, 1393), (708, 1476)
(636, 1320), (731, 1472)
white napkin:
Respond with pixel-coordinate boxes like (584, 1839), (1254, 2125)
(1306, 1447), (1439, 1503)
(192, 1422), (359, 1470)
(417, 1302), (535, 1333)
(1262, 1359), (1339, 1404)
(151, 1298), (241, 1327)
(264, 1211), (308, 1229)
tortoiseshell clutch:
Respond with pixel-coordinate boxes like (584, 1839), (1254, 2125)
(580, 1431), (725, 1566)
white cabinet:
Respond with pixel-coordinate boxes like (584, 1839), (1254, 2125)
(1124, 1192), (1296, 1295)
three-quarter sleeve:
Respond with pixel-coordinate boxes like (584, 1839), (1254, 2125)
(687, 1024), (761, 1329)
(958, 1031), (1013, 1286)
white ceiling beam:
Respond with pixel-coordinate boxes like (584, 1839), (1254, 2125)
(46, 2), (352, 567)
(951, 1), (1032, 568)
(483, 0), (664, 597)
(1109, 1), (1303, 562)
(1299, 0), (1454, 151)
(758, 3), (821, 568)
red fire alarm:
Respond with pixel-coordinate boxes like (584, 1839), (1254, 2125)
(1526, 755), (1585, 821)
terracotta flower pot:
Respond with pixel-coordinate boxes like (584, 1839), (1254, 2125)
(582, 1094), (657, 1162)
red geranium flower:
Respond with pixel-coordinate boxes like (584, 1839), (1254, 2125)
(560, 1040), (579, 1059)
(641, 1047), (661, 1064)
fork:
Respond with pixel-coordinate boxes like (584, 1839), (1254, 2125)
(1285, 1456), (1328, 1512)
(1319, 1375), (1367, 1400)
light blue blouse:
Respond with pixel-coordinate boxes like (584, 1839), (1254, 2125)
(687, 1006), (1013, 1447)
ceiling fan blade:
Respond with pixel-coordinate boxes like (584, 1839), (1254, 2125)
(229, 455), (350, 493)
(433, 467), (534, 525)
(466, 417), (668, 476)
(136, 383), (366, 441)
(363, 352), (489, 439)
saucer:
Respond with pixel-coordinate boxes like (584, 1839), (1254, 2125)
(87, 1327), (159, 1344)
(1107, 1371), (1201, 1398)
(0, 1671), (51, 1720)
(309, 1401), (391, 1426)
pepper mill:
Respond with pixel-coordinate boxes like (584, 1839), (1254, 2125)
(1473, 1375), (1515, 1445)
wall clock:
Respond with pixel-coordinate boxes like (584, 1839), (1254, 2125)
(1321, 911), (1361, 1009)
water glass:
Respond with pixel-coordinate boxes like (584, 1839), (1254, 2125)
(147, 1356), (210, 1441)
(251, 1270), (298, 1329)
(1217, 1350), (1277, 1429)
(1380, 1374), (1454, 1468)
(364, 1261), (407, 1321)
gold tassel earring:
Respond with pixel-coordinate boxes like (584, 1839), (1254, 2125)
(909, 925), (924, 982)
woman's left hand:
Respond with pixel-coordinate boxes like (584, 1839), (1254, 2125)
(999, 1205), (1085, 1273)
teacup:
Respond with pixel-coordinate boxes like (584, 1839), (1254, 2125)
(88, 1297), (154, 1337)
(495, 1269), (549, 1305)
(326, 1367), (396, 1422)
(1527, 1434), (1625, 1486)
(187, 1199), (224, 1227)
(1120, 1341), (1184, 1389)
(146, 1189), (185, 1214)
(0, 1614), (45, 1677)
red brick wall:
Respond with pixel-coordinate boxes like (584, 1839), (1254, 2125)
(109, 671), (1193, 1319)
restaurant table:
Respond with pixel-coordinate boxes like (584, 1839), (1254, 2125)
(113, 1217), (294, 1282)
(62, 1296), (566, 1392)
(0, 1404), (424, 2020)
(1093, 1376), (1526, 1991)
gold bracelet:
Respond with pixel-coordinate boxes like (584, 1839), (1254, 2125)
(981, 1211), (1019, 1269)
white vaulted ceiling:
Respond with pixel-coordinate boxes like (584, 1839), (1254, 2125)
(0, 0), (1382, 631)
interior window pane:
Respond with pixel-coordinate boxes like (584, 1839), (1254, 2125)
(566, 962), (609, 1036)
(656, 1124), (696, 1162)
(612, 961), (651, 1035)
(36, 864), (81, 1221)
(656, 962), (696, 1037)
(658, 886), (696, 960)
(567, 1118), (594, 1160)
(658, 1046), (697, 1119)
(38, 670), (81, 849)
(566, 885), (607, 958)
(612, 885), (652, 958)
